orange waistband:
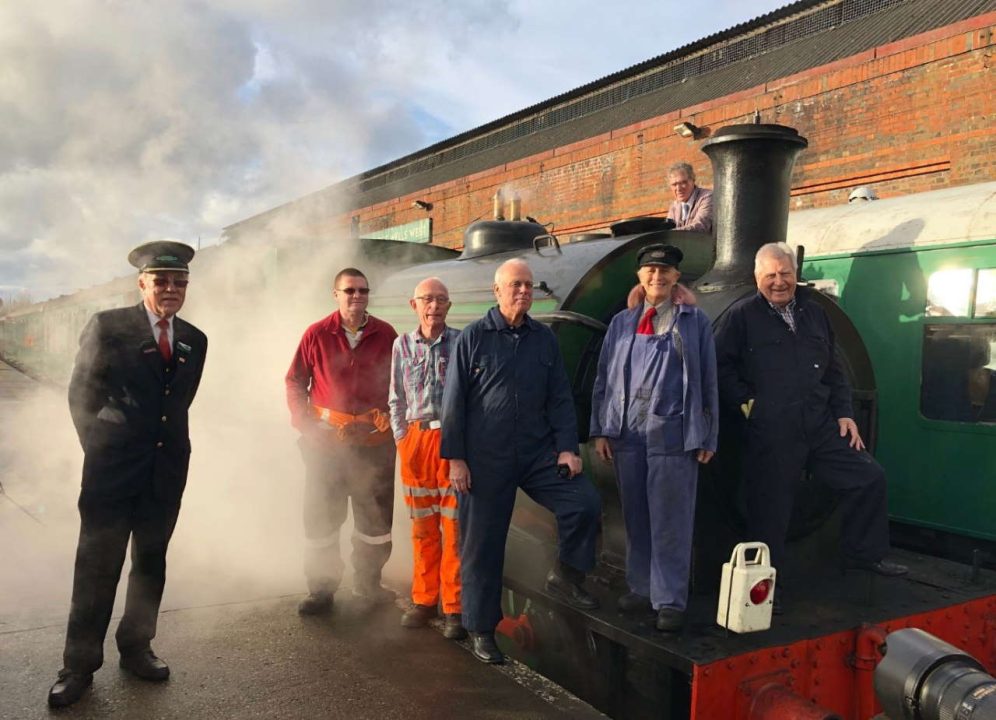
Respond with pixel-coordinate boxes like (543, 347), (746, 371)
(311, 406), (392, 445)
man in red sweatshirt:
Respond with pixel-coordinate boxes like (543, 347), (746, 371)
(286, 267), (398, 614)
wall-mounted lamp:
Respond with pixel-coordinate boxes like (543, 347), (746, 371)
(673, 121), (700, 139)
(412, 199), (433, 211)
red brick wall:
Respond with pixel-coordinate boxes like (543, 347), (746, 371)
(339, 13), (996, 250)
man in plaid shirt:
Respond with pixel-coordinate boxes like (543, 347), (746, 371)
(388, 277), (466, 640)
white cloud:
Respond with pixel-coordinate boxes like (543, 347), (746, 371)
(0, 0), (787, 298)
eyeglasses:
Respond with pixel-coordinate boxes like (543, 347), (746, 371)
(150, 278), (189, 288)
(337, 287), (370, 295)
(414, 295), (450, 304)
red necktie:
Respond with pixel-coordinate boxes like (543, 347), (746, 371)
(157, 319), (172, 362)
(636, 306), (657, 335)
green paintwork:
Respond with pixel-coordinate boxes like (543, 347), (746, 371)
(804, 243), (996, 541)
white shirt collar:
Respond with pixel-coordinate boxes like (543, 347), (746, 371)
(144, 306), (173, 342)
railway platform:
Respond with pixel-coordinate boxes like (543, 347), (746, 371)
(0, 359), (605, 720)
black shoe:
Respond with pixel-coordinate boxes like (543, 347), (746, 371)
(655, 608), (685, 632)
(617, 592), (652, 614)
(844, 557), (909, 577)
(545, 568), (599, 610)
(297, 592), (334, 616)
(119, 649), (170, 681)
(353, 583), (397, 605)
(469, 632), (504, 664)
(442, 614), (468, 640)
(401, 603), (437, 628)
(47, 670), (92, 708)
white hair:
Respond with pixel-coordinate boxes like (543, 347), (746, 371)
(754, 242), (797, 274)
(494, 258), (531, 285)
(412, 276), (447, 298)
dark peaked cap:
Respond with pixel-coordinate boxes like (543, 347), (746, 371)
(128, 241), (196, 273)
(637, 243), (683, 269)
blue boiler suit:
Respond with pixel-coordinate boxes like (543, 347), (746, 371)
(714, 288), (891, 572)
(440, 307), (601, 633)
(590, 303), (718, 611)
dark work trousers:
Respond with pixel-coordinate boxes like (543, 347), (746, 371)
(299, 437), (396, 594)
(744, 416), (890, 574)
(63, 488), (182, 673)
(611, 317), (699, 612)
(459, 452), (601, 633)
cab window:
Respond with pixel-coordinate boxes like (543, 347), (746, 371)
(920, 267), (996, 423)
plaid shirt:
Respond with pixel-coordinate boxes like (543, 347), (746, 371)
(768, 297), (798, 332)
(388, 326), (460, 440)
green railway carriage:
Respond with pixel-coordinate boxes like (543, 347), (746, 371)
(789, 181), (996, 550)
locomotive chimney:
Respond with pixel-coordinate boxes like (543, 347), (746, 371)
(697, 123), (808, 290)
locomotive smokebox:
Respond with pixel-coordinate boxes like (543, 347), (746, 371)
(698, 124), (808, 291)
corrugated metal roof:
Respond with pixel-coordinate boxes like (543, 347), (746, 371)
(231, 0), (996, 229)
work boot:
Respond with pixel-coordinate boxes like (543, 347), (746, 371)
(545, 564), (599, 610)
(442, 614), (468, 640)
(617, 592), (652, 613)
(401, 604), (437, 628)
(655, 608), (685, 633)
(297, 592), (334, 616)
(47, 670), (93, 708)
(119, 648), (170, 681)
(843, 557), (909, 577)
(353, 582), (396, 605)
(469, 632), (504, 664)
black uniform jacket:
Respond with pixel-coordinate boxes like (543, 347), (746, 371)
(714, 287), (852, 436)
(68, 303), (207, 501)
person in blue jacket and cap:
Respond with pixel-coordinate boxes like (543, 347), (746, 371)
(590, 243), (718, 632)
(441, 258), (602, 664)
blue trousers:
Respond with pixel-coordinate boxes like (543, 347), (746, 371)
(459, 453), (601, 633)
(612, 435), (698, 611)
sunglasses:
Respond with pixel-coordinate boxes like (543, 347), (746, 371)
(337, 287), (370, 295)
(150, 278), (189, 288)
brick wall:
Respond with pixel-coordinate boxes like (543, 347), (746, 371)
(336, 13), (996, 251)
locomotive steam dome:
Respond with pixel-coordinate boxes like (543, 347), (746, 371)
(459, 219), (550, 260)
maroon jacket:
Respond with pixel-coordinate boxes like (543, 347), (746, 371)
(285, 311), (397, 431)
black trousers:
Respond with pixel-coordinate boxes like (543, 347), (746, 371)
(745, 418), (890, 573)
(299, 438), (396, 594)
(63, 487), (182, 673)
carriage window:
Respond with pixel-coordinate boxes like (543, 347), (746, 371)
(926, 268), (973, 317)
(975, 269), (996, 318)
(921, 324), (996, 423)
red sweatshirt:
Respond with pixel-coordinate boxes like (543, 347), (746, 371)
(285, 311), (397, 430)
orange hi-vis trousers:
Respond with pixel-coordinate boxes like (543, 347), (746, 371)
(397, 421), (461, 614)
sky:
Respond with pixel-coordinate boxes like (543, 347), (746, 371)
(0, 0), (791, 301)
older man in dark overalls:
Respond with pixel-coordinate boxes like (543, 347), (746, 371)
(441, 258), (601, 664)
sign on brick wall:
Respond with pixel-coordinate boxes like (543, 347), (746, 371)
(363, 218), (432, 244)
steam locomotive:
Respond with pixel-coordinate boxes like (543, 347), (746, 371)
(2, 123), (995, 719)
(369, 124), (996, 719)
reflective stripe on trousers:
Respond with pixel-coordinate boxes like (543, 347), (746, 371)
(397, 423), (461, 613)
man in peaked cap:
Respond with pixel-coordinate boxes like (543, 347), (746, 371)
(590, 243), (718, 632)
(48, 241), (207, 708)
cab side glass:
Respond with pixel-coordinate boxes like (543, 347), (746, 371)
(975, 268), (996, 318)
(925, 268), (973, 317)
(920, 324), (996, 423)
